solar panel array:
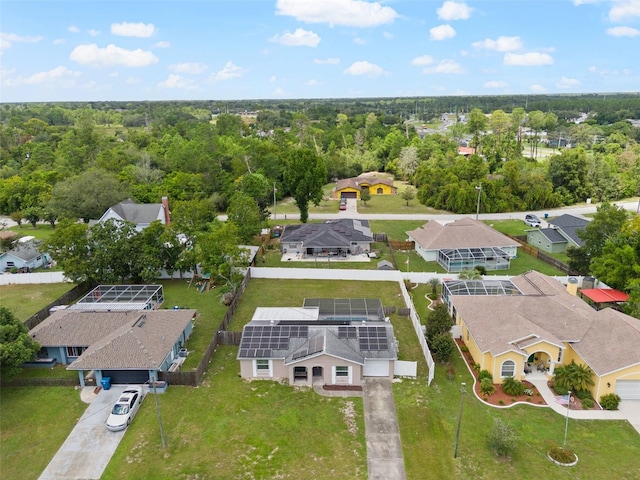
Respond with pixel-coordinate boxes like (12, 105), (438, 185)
(291, 335), (324, 360)
(359, 326), (389, 351)
(238, 325), (308, 358)
(303, 298), (383, 321)
(338, 326), (358, 339)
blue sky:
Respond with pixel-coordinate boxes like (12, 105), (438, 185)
(1, 0), (639, 102)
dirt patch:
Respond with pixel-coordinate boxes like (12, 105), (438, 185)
(323, 384), (363, 391)
(456, 339), (547, 407)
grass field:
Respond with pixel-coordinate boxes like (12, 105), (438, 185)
(0, 282), (75, 321)
(2, 279), (639, 480)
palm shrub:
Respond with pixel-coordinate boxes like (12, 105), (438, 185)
(600, 393), (621, 410)
(553, 360), (594, 393)
(478, 369), (493, 382)
(501, 377), (525, 396)
(480, 377), (496, 396)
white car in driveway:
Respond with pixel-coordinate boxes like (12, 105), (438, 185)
(524, 214), (542, 228)
(105, 386), (145, 431)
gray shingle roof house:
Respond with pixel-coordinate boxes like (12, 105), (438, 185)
(0, 240), (50, 272)
(443, 271), (640, 401)
(407, 217), (519, 272)
(237, 298), (398, 386)
(526, 214), (590, 253)
(98, 197), (170, 231)
(279, 219), (373, 258)
(30, 308), (196, 386)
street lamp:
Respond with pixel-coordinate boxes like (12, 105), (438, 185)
(273, 183), (277, 221)
(475, 183), (482, 220)
(453, 382), (466, 458)
(563, 390), (572, 448)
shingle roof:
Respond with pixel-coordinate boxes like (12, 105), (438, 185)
(280, 219), (372, 247)
(548, 214), (590, 246)
(3, 244), (42, 261)
(407, 217), (519, 250)
(450, 271), (640, 376)
(535, 228), (568, 243)
(107, 199), (164, 224)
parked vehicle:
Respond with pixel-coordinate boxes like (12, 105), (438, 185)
(105, 386), (145, 431)
(339, 198), (347, 210)
(524, 214), (541, 227)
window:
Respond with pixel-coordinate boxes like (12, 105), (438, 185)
(66, 346), (85, 357)
(336, 366), (349, 377)
(501, 360), (515, 377)
(256, 359), (269, 370)
(557, 349), (563, 363)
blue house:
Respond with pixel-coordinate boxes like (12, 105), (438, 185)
(29, 309), (196, 386)
(0, 238), (50, 272)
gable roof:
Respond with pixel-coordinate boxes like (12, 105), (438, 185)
(335, 175), (395, 192)
(448, 270), (640, 376)
(548, 214), (590, 246)
(100, 199), (165, 225)
(1, 243), (42, 262)
(533, 228), (568, 244)
(407, 217), (519, 250)
(31, 309), (196, 370)
(280, 219), (372, 247)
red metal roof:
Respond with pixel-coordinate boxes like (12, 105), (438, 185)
(580, 288), (629, 303)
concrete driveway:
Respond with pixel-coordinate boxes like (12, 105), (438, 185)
(618, 400), (640, 435)
(39, 386), (127, 480)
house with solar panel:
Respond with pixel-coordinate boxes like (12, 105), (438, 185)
(237, 299), (398, 386)
(406, 217), (520, 272)
(279, 219), (373, 258)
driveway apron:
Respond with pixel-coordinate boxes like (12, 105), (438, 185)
(362, 378), (407, 480)
(39, 386), (127, 480)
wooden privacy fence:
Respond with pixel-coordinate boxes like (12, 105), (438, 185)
(160, 271), (251, 386)
(507, 235), (577, 275)
(24, 282), (96, 330)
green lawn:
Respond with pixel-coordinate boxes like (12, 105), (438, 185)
(5, 223), (56, 242)
(0, 282), (75, 321)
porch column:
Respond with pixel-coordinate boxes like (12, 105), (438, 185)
(548, 362), (555, 376)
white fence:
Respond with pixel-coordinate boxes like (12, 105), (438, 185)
(0, 271), (69, 285)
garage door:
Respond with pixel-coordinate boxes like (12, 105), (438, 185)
(104, 370), (150, 385)
(363, 360), (390, 377)
(341, 192), (357, 199)
(615, 380), (640, 400)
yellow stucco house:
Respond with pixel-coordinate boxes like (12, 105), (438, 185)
(333, 175), (397, 199)
(442, 271), (640, 403)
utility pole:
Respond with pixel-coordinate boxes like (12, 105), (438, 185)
(151, 376), (166, 449)
(563, 390), (572, 448)
(273, 183), (277, 221)
(475, 183), (482, 220)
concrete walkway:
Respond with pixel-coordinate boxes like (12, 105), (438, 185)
(362, 378), (407, 480)
(39, 386), (127, 480)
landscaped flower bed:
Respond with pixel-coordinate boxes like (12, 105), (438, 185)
(455, 338), (547, 407)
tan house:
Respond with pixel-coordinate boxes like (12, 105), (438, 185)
(407, 217), (520, 272)
(443, 271), (640, 402)
(333, 175), (397, 199)
(237, 298), (398, 386)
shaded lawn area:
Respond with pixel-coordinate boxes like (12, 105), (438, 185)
(0, 282), (75, 321)
(0, 387), (86, 480)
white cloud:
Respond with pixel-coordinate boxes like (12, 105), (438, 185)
(53, 38), (65, 45)
(210, 61), (248, 81)
(437, 1), (472, 20)
(68, 25), (80, 33)
(609, 0), (640, 22)
(111, 22), (157, 38)
(484, 80), (508, 88)
(169, 62), (207, 74)
(275, 0), (398, 27)
(314, 57), (340, 64)
(353, 36), (366, 45)
(422, 59), (464, 74)
(504, 52), (553, 66)
(270, 75), (277, 82)
(411, 55), (434, 66)
(606, 26), (640, 37)
(154, 41), (171, 48)
(530, 84), (546, 92)
(4, 65), (81, 86)
(307, 79), (320, 86)
(430, 24), (456, 41)
(270, 28), (320, 47)
(472, 36), (522, 52)
(70, 44), (159, 67)
(556, 76), (581, 88)
(343, 60), (388, 77)
(158, 74), (198, 90)
(125, 76), (142, 84)
(88, 29), (100, 37)
(383, 31), (393, 39)
(0, 32), (43, 51)
(572, 0), (598, 5)
(274, 87), (286, 96)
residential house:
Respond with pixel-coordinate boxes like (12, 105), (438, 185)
(443, 271), (640, 401)
(279, 219), (373, 258)
(526, 214), (590, 253)
(333, 175), (397, 199)
(30, 308), (196, 386)
(237, 298), (398, 386)
(406, 217), (520, 272)
(97, 197), (171, 231)
(0, 237), (50, 272)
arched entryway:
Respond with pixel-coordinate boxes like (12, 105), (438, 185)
(524, 351), (556, 376)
